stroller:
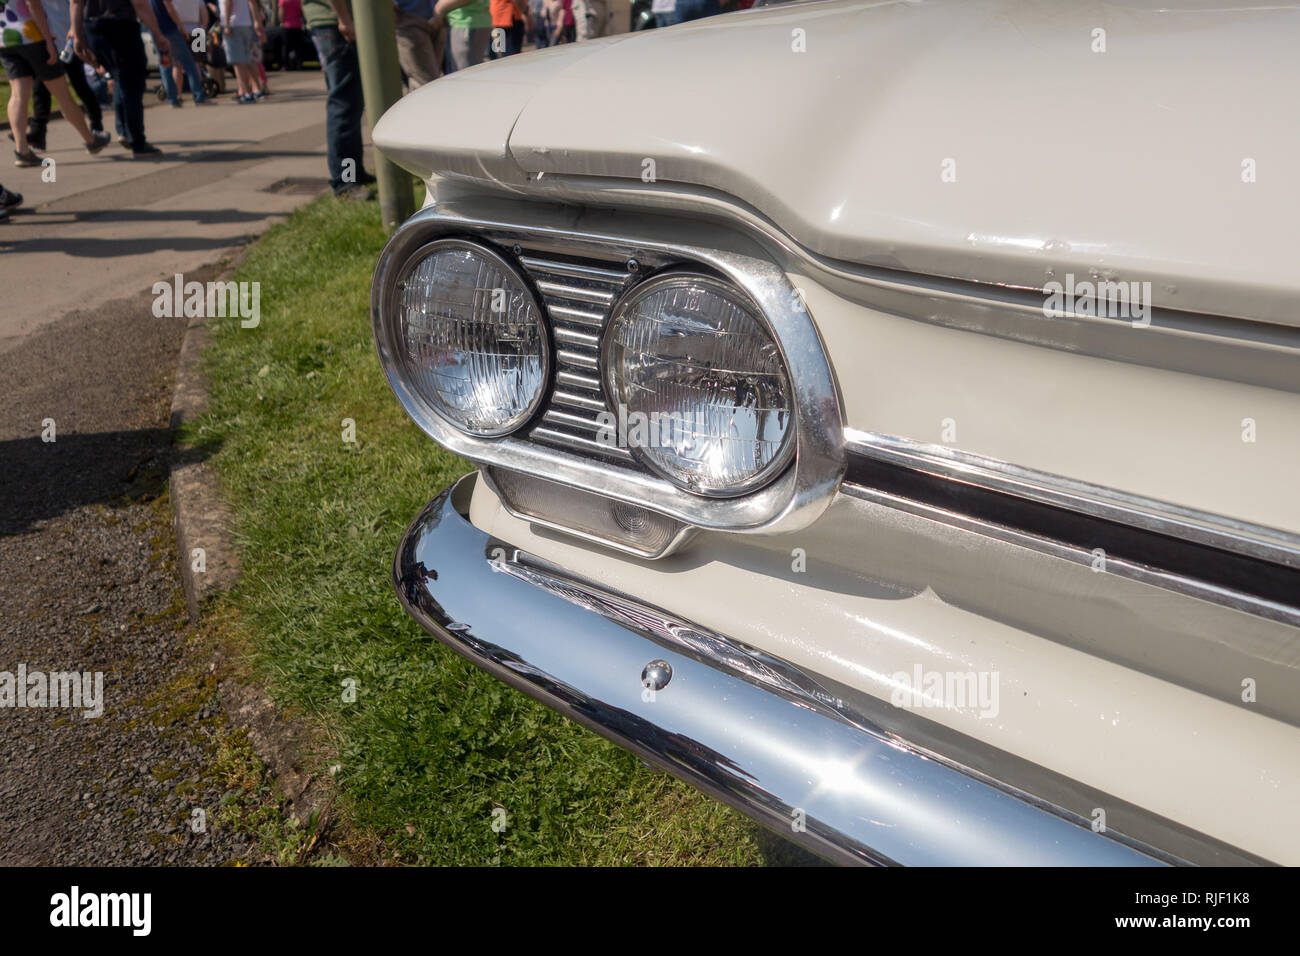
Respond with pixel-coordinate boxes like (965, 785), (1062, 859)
(193, 27), (226, 99)
(154, 27), (224, 100)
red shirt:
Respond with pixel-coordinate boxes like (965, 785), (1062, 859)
(279, 0), (304, 28)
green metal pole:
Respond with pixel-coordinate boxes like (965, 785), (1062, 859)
(352, 0), (416, 231)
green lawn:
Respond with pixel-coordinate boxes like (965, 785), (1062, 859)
(187, 196), (801, 865)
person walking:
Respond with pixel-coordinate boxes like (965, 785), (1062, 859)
(571, 0), (603, 40)
(392, 0), (439, 90)
(303, 0), (373, 197)
(433, 0), (488, 72)
(150, 0), (207, 104)
(486, 0), (525, 59)
(3, 0), (111, 164)
(71, 0), (171, 156)
(526, 0), (544, 48)
(540, 0), (570, 44)
(25, 0), (105, 150)
(274, 0), (306, 67)
(220, 0), (263, 102)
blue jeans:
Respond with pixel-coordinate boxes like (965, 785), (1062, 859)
(311, 25), (366, 192)
(655, 0), (720, 27)
(85, 17), (148, 149)
(158, 27), (206, 104)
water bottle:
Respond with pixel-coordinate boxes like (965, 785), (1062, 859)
(59, 38), (75, 64)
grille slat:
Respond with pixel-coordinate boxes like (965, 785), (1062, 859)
(521, 256), (631, 284)
(547, 304), (607, 327)
(555, 347), (600, 371)
(554, 326), (601, 349)
(514, 249), (642, 467)
(531, 426), (635, 461)
(556, 370), (602, 392)
(534, 279), (616, 306)
(543, 408), (606, 431)
(553, 389), (609, 413)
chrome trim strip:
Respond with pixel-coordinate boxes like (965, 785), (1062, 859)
(845, 429), (1300, 571)
(371, 202), (845, 535)
(842, 483), (1300, 630)
(394, 477), (1182, 867)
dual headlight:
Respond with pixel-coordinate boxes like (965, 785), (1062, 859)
(391, 239), (794, 496)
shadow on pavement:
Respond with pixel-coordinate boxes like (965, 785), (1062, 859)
(0, 234), (260, 256)
(0, 428), (217, 537)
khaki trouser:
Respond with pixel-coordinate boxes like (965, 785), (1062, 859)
(394, 7), (445, 89)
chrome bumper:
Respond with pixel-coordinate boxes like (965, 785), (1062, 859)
(393, 475), (1169, 866)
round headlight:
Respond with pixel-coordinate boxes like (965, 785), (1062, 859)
(395, 239), (548, 436)
(604, 273), (794, 496)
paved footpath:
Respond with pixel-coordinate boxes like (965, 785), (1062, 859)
(1, 70), (344, 352)
(0, 71), (368, 863)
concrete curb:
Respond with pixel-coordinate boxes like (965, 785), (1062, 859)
(170, 315), (240, 620)
(167, 267), (334, 831)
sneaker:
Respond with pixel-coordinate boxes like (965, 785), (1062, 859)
(355, 170), (377, 186)
(86, 131), (111, 154)
(25, 132), (46, 152)
(118, 136), (131, 149)
(13, 149), (41, 167)
(0, 187), (21, 210)
(131, 143), (163, 157)
(169, 101), (182, 108)
(333, 183), (374, 201)
(252, 91), (265, 101)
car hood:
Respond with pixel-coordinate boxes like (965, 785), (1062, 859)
(374, 0), (1300, 325)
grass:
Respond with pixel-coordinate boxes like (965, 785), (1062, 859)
(187, 195), (800, 865)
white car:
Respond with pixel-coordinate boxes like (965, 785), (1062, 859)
(370, 0), (1300, 865)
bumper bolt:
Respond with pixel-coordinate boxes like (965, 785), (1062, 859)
(641, 659), (672, 691)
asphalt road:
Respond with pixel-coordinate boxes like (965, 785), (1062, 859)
(0, 71), (353, 863)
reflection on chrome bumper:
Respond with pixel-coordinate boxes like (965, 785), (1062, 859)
(393, 475), (1168, 866)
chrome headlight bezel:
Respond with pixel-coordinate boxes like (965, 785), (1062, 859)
(371, 199), (845, 539)
(602, 270), (797, 498)
(377, 236), (551, 439)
